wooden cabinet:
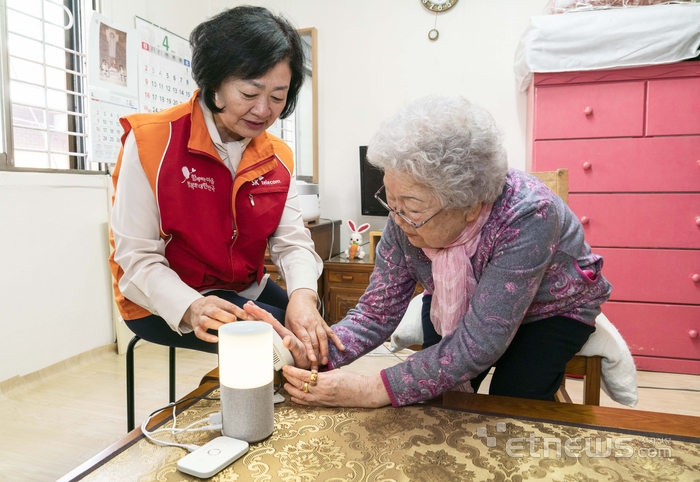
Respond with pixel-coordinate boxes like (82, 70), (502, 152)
(528, 62), (700, 375)
(322, 254), (375, 323)
(265, 219), (342, 296)
(322, 252), (424, 324)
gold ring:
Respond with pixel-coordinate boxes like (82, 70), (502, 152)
(309, 371), (318, 384)
(303, 382), (309, 393)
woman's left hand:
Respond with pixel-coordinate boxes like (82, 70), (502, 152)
(282, 365), (390, 408)
(286, 289), (345, 371)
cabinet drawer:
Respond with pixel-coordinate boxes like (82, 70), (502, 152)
(569, 193), (700, 249)
(647, 77), (700, 136)
(595, 248), (700, 304)
(533, 82), (645, 140)
(326, 286), (367, 323)
(327, 271), (371, 285)
(604, 302), (700, 360)
(533, 137), (700, 193)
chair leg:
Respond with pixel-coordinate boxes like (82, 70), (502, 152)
(126, 335), (141, 432)
(169, 346), (176, 403)
(555, 386), (573, 404)
(583, 356), (602, 406)
(555, 371), (573, 403)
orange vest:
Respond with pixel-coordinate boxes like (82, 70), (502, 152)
(109, 93), (294, 320)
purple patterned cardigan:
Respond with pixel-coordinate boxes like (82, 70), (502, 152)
(326, 169), (612, 406)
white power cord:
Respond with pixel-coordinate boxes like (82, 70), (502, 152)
(141, 400), (223, 452)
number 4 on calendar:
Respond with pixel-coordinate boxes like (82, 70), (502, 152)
(162, 35), (169, 51)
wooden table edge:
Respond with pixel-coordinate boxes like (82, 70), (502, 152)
(432, 391), (700, 440)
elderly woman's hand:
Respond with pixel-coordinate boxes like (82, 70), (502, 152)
(282, 366), (390, 408)
(241, 301), (312, 369)
(285, 289), (345, 371)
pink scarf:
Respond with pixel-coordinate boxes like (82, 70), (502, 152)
(422, 203), (493, 337)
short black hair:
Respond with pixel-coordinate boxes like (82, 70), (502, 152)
(190, 5), (304, 119)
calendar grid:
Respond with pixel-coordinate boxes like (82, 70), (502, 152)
(89, 90), (138, 163)
(136, 17), (195, 114)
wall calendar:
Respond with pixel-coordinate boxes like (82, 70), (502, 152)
(135, 17), (194, 114)
(87, 12), (139, 165)
(87, 15), (195, 165)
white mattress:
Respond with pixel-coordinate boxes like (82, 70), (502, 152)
(514, 3), (700, 91)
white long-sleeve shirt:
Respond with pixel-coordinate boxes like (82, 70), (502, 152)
(111, 98), (322, 333)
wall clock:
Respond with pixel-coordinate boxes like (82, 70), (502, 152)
(422, 0), (459, 40)
(421, 0), (458, 12)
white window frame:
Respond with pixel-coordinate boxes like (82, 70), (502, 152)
(0, 0), (94, 172)
(0, 1), (13, 167)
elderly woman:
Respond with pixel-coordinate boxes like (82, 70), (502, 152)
(251, 95), (611, 407)
(110, 6), (342, 369)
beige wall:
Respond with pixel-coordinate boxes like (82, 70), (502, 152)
(0, 172), (114, 383)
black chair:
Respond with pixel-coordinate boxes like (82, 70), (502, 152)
(126, 335), (176, 431)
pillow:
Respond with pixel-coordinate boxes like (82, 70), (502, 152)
(577, 312), (639, 407)
(388, 293), (424, 352)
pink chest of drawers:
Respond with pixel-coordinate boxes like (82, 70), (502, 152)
(527, 62), (700, 375)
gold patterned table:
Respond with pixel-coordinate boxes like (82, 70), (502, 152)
(58, 379), (700, 481)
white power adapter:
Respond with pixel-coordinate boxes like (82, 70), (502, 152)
(177, 436), (249, 478)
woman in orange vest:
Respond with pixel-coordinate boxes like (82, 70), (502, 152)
(110, 6), (342, 369)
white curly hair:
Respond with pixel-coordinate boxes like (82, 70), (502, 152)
(366, 96), (508, 211)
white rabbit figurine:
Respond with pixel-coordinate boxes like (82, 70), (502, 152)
(344, 219), (370, 259)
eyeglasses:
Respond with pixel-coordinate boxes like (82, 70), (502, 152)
(374, 185), (443, 229)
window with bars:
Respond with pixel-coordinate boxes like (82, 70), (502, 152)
(268, 115), (298, 175)
(278, 116), (296, 157)
(1, 0), (88, 170)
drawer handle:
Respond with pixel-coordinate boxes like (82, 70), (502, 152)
(582, 161), (592, 171)
(584, 106), (593, 116)
(690, 330), (699, 339)
(692, 273), (700, 283)
(341, 275), (354, 281)
(580, 216), (590, 225)
(695, 216), (700, 226)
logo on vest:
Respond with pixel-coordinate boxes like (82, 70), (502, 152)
(250, 175), (281, 187)
(181, 166), (215, 192)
